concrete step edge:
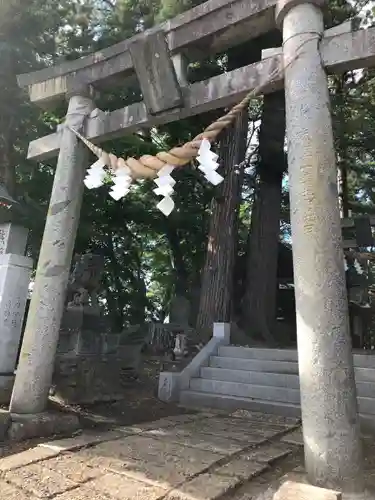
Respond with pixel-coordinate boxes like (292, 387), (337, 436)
(218, 346), (375, 369)
(218, 346), (298, 361)
(190, 378), (301, 404)
(209, 356), (299, 373)
(200, 367), (300, 387)
(179, 390), (302, 417)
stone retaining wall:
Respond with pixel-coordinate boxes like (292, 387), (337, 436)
(52, 312), (143, 404)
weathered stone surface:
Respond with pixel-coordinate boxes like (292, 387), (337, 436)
(129, 31), (182, 115)
(41, 453), (103, 482)
(54, 316), (147, 405)
(27, 26), (375, 163)
(5, 463), (77, 498)
(281, 428), (304, 446)
(208, 416), (287, 433)
(42, 453), (103, 483)
(53, 485), (109, 499)
(0, 446), (60, 471)
(38, 430), (123, 452)
(0, 480), (36, 500)
(181, 419), (274, 444)
(10, 94), (94, 415)
(274, 480), (342, 500)
(18, 0), (277, 105)
(214, 459), (269, 481)
(230, 409), (300, 426)
(120, 413), (205, 432)
(80, 434), (222, 487)
(53, 352), (139, 405)
(143, 427), (245, 454)
(281, 1), (364, 491)
(158, 372), (181, 403)
(89, 472), (167, 499)
(239, 443), (293, 464)
(8, 412), (80, 442)
(27, 56), (283, 162)
(0, 253), (33, 382)
(166, 472), (240, 500)
(0, 409), (11, 440)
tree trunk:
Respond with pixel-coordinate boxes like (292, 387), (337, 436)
(196, 110), (248, 339)
(241, 90), (286, 344)
(165, 222), (189, 295)
(105, 232), (125, 331)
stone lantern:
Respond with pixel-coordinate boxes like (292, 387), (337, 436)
(0, 185), (33, 403)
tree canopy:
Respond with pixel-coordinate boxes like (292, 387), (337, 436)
(4, 0), (375, 337)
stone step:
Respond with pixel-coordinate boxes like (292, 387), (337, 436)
(209, 356), (299, 374)
(210, 355), (375, 382)
(218, 346), (298, 362)
(356, 382), (375, 399)
(360, 413), (375, 434)
(219, 346), (375, 369)
(358, 396), (375, 415)
(353, 353), (375, 369)
(354, 367), (375, 383)
(180, 390), (375, 432)
(190, 378), (301, 404)
(179, 390), (302, 418)
(200, 367), (300, 389)
(200, 367), (374, 400)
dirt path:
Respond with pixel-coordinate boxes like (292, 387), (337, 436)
(62, 357), (194, 430)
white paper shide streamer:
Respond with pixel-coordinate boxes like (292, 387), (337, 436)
(154, 164), (176, 216)
(110, 165), (133, 201)
(354, 258), (364, 275)
(197, 138), (224, 186)
(84, 158), (106, 189)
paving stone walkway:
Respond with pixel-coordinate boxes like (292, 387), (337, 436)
(0, 410), (303, 500)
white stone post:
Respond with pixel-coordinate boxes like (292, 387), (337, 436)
(0, 224), (32, 403)
(10, 90), (94, 414)
(276, 0), (364, 493)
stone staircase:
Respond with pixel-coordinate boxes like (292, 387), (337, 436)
(180, 346), (375, 431)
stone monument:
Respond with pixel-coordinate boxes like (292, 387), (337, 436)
(57, 252), (106, 354)
(0, 218), (33, 403)
(52, 252), (144, 404)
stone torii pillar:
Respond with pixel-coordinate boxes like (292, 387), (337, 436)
(276, 0), (364, 493)
(10, 88), (95, 414)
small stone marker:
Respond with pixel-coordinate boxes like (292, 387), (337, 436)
(273, 481), (342, 500)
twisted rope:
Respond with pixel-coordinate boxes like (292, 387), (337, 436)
(69, 38), (311, 180)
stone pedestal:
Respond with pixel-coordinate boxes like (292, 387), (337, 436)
(52, 306), (143, 405)
(0, 254), (32, 403)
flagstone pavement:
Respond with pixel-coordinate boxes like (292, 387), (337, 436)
(0, 409), (308, 499)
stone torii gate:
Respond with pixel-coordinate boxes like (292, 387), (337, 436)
(11, 0), (375, 493)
